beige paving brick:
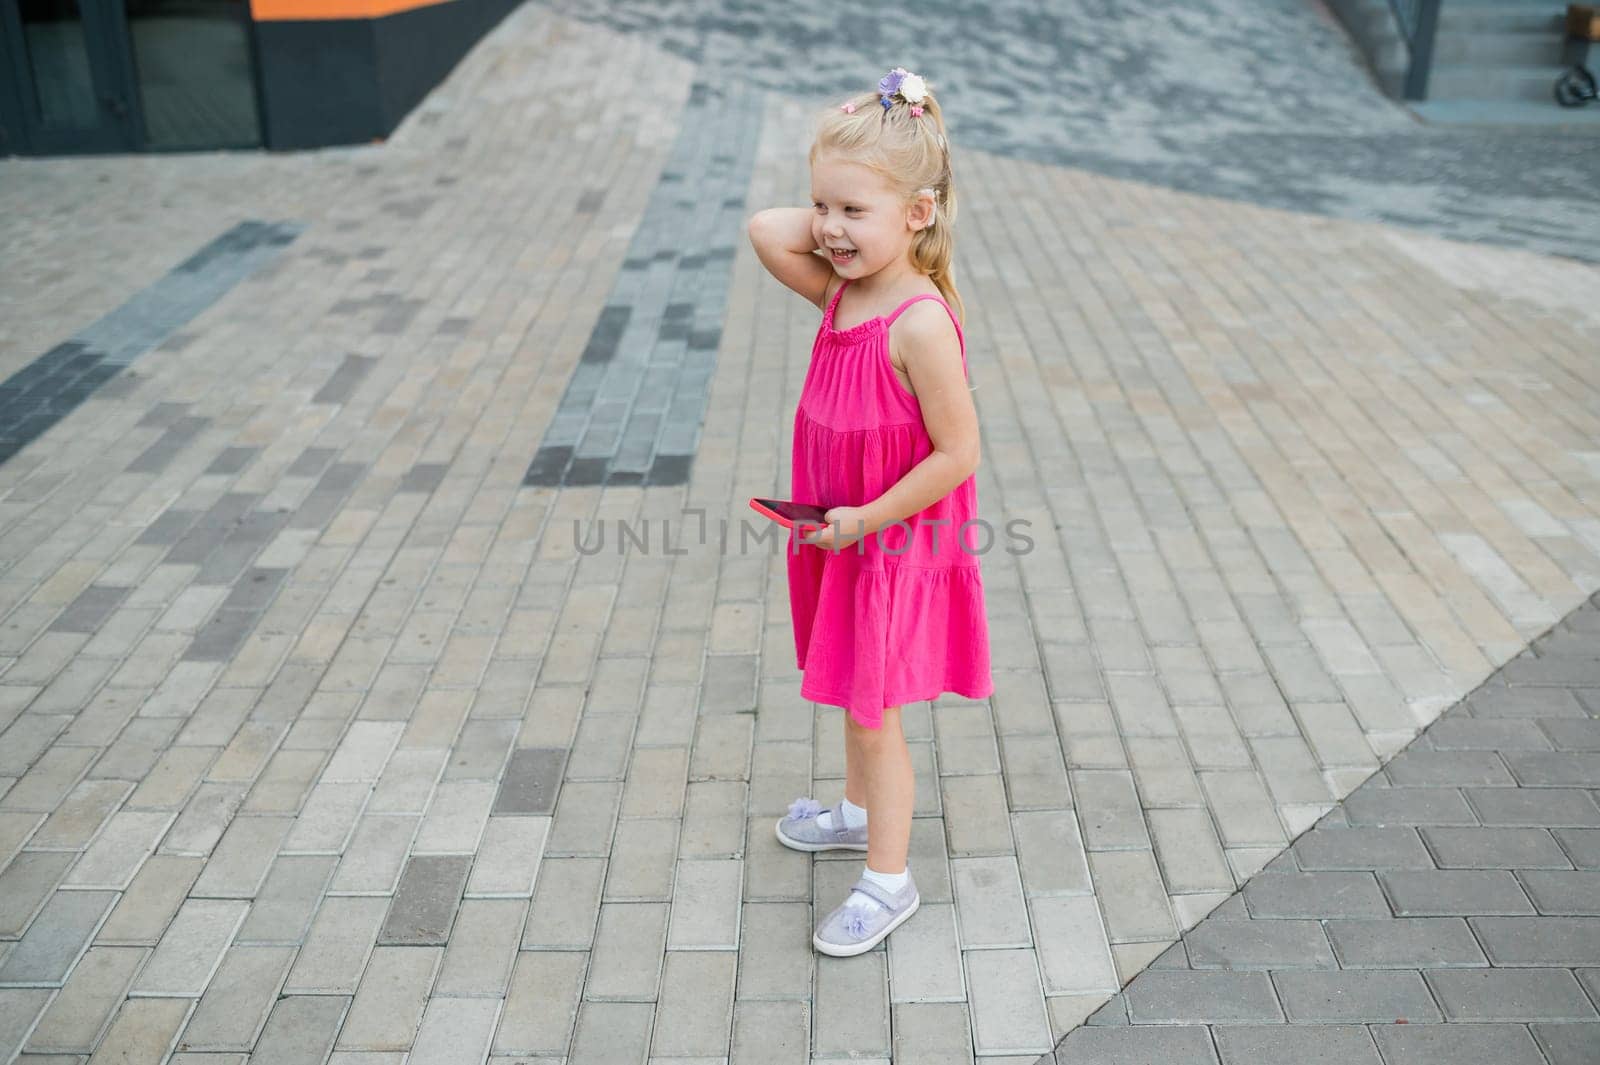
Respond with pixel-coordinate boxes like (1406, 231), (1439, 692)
(668, 859), (743, 950)
(283, 896), (387, 995)
(493, 950), (587, 1056)
(24, 945), (148, 1054)
(64, 810), (175, 889)
(963, 949), (1052, 1057)
(85, 997), (191, 1065)
(131, 898), (248, 997)
(407, 997), (500, 1065)
(174, 945), (295, 1053)
(888, 902), (964, 1003)
(336, 946), (441, 1052)
(813, 953), (889, 1058)
(96, 855), (203, 945)
(435, 898), (526, 996)
(523, 857), (606, 950)
(731, 999), (808, 1065)
(412, 779), (496, 854)
(188, 815), (291, 898)
(651, 950), (736, 1057)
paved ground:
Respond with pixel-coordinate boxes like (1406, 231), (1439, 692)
(1, 0), (1600, 1062)
(1050, 591), (1600, 1064)
(551, 0), (1600, 262)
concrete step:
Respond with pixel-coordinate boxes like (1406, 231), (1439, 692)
(1427, 62), (1578, 101)
(1434, 6), (1565, 34)
(1433, 30), (1568, 65)
(1411, 96), (1600, 131)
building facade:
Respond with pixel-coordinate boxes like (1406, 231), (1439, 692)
(0, 0), (517, 155)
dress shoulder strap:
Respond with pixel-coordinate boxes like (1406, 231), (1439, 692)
(822, 278), (850, 325)
(884, 293), (965, 355)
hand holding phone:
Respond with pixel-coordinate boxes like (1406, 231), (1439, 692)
(749, 497), (831, 530)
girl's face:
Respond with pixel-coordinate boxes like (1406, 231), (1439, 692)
(810, 153), (921, 281)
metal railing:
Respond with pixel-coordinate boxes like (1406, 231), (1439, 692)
(1388, 0), (1444, 98)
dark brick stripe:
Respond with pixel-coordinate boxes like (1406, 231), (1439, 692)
(0, 221), (301, 465)
(523, 81), (759, 488)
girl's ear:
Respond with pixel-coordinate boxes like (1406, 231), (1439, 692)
(907, 190), (937, 232)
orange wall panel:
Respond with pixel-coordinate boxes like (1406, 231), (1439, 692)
(251, 0), (450, 21)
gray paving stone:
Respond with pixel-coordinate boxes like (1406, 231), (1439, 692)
(1378, 869), (1534, 916)
(1211, 1024), (1381, 1065)
(1504, 752), (1600, 788)
(1531, 1022), (1600, 1065)
(1324, 917), (1487, 968)
(1426, 967), (1597, 1021)
(1421, 827), (1574, 868)
(1343, 787), (1477, 827)
(1124, 971), (1282, 1023)
(379, 854), (471, 946)
(1271, 970), (1440, 1023)
(1425, 718), (1557, 751)
(1385, 750), (1515, 787)
(1471, 917), (1600, 966)
(1242, 872), (1387, 919)
(1183, 919), (1335, 970)
(1293, 827), (1433, 870)
(1054, 1026), (1219, 1064)
(1370, 1022), (1549, 1065)
(1466, 787), (1600, 827)
(1518, 870), (1600, 914)
(1555, 829), (1600, 869)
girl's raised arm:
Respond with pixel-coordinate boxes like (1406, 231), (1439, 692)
(747, 207), (834, 310)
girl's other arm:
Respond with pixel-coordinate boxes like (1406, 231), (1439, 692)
(747, 207), (834, 309)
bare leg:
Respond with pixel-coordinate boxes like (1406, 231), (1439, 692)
(846, 707), (914, 873)
(844, 711), (868, 810)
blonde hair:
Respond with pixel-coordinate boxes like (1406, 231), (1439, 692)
(811, 76), (963, 324)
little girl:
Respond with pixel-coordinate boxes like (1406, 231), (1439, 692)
(746, 68), (993, 957)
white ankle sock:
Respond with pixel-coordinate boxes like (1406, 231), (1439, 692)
(818, 797), (868, 832)
(845, 864), (909, 910)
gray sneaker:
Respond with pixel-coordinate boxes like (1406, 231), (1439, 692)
(813, 871), (920, 956)
(775, 797), (868, 853)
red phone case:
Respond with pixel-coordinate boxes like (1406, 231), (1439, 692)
(749, 498), (829, 530)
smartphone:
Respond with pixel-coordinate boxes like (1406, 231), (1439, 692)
(749, 497), (831, 530)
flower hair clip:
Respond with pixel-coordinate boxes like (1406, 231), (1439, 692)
(839, 102), (857, 113)
(876, 67), (929, 113)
